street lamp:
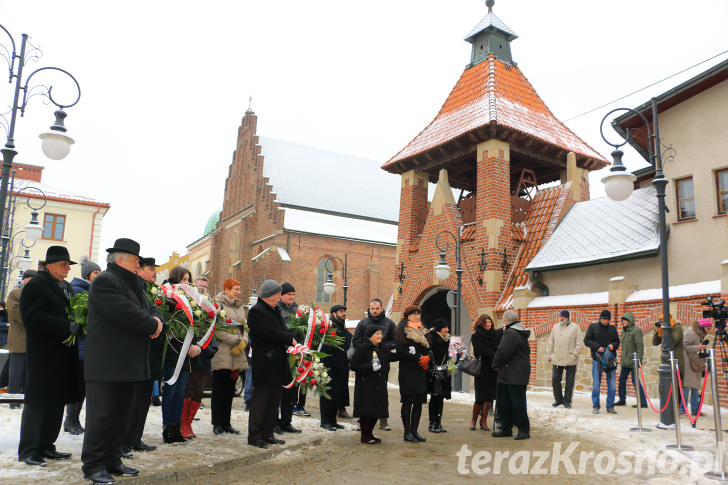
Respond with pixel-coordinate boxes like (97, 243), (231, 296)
(600, 97), (673, 426)
(0, 24), (80, 296)
(323, 254), (348, 307)
(249, 275), (266, 306)
(434, 226), (463, 392)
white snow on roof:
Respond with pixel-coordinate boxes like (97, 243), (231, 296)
(283, 208), (397, 245)
(526, 186), (659, 271)
(277, 247), (291, 262)
(259, 137), (400, 223)
(528, 291), (609, 309)
(625, 280), (721, 303)
(465, 12), (518, 41)
(11, 177), (109, 205)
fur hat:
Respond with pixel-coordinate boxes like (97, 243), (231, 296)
(503, 310), (519, 323)
(365, 326), (382, 339)
(259, 279), (282, 298)
(403, 305), (422, 318)
(80, 256), (101, 280)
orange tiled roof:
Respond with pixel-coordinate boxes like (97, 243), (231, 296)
(496, 185), (572, 311)
(383, 55), (606, 170)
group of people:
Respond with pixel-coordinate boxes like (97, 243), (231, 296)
(545, 308), (711, 417)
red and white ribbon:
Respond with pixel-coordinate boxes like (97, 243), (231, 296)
(283, 306), (328, 389)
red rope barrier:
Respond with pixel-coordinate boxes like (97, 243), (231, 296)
(675, 363), (710, 425)
(639, 362), (673, 413)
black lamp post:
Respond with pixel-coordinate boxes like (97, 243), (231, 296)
(0, 24), (80, 297)
(248, 275), (267, 306)
(600, 97), (673, 425)
(434, 226), (463, 392)
(0, 178), (46, 297)
(323, 254), (348, 307)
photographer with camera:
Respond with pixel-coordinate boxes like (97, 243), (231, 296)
(584, 310), (620, 415)
(652, 314), (686, 413)
(682, 319), (711, 417)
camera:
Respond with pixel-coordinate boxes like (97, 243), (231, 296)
(654, 320), (662, 329)
(698, 338), (710, 359)
(702, 296), (728, 333)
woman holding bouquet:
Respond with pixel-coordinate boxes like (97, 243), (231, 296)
(161, 266), (202, 444)
(351, 327), (392, 444)
(395, 305), (432, 443)
(210, 278), (249, 435)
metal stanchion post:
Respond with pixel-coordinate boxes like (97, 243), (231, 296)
(706, 349), (727, 480)
(667, 350), (693, 450)
(630, 353), (650, 433)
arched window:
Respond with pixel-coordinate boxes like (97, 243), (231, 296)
(316, 258), (331, 303)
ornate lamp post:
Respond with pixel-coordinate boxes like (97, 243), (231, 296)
(0, 24), (80, 296)
(434, 226), (463, 392)
(600, 97), (674, 425)
(322, 254), (348, 307)
(248, 275), (266, 307)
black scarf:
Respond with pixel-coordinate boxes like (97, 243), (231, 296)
(475, 325), (498, 351)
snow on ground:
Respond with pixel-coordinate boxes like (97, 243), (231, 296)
(2, 382), (728, 483)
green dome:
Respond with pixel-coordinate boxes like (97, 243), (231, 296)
(204, 210), (221, 236)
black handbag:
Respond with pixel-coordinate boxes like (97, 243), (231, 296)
(458, 355), (481, 377)
(429, 355), (450, 396)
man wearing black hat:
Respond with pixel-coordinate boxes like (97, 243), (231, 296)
(118, 257), (165, 456)
(276, 282), (303, 433)
(18, 246), (82, 467)
(81, 239), (163, 484)
(584, 310), (620, 415)
(6, 269), (36, 408)
(319, 304), (352, 431)
(247, 279), (297, 449)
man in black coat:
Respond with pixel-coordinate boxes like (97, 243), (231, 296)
(119, 256), (165, 456)
(584, 309), (620, 414)
(247, 279), (297, 449)
(319, 304), (352, 431)
(276, 282), (302, 433)
(18, 246), (82, 467)
(351, 298), (396, 430)
(81, 239), (163, 484)
(491, 310), (531, 440)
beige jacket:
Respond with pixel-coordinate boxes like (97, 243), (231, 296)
(6, 286), (25, 354)
(211, 292), (249, 372)
(545, 320), (585, 366)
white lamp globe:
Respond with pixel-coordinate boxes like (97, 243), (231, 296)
(40, 131), (74, 160)
(248, 294), (258, 306)
(602, 172), (636, 202)
(323, 280), (336, 296)
(23, 221), (43, 241)
(434, 263), (451, 281)
(18, 254), (33, 272)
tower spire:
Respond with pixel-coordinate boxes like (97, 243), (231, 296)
(486, 0), (494, 14)
(465, 1), (518, 66)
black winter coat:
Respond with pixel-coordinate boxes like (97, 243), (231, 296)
(395, 327), (433, 395)
(85, 263), (159, 382)
(351, 340), (393, 418)
(70, 276), (90, 361)
(427, 331), (452, 399)
(584, 322), (620, 362)
(19, 270), (82, 405)
(492, 322), (531, 386)
(471, 326), (500, 402)
(321, 316), (351, 408)
(141, 279), (166, 380)
(353, 315), (397, 351)
(248, 299), (295, 388)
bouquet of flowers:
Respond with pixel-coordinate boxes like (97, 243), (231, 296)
(63, 292), (89, 346)
(285, 304), (345, 399)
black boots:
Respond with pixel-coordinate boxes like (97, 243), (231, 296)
(401, 404), (417, 442)
(64, 401), (84, 435)
(410, 405), (426, 442)
(162, 424), (187, 444)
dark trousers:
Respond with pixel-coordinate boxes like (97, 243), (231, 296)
(296, 388), (307, 408)
(82, 381), (136, 476)
(211, 369), (235, 427)
(320, 393), (338, 425)
(278, 385), (297, 426)
(552, 365), (577, 405)
(248, 385), (281, 442)
(0, 356), (8, 388)
(162, 367), (189, 424)
(8, 353), (26, 394)
(125, 380), (153, 447)
(618, 366), (647, 405)
(499, 383), (529, 434)
(360, 417), (376, 441)
(18, 400), (64, 459)
(428, 395), (444, 424)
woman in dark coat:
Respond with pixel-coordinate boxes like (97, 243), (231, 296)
(470, 314), (499, 431)
(351, 326), (393, 444)
(319, 304), (352, 431)
(427, 319), (452, 433)
(161, 266), (202, 444)
(395, 305), (432, 443)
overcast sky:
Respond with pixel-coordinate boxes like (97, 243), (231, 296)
(1, 0), (726, 264)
